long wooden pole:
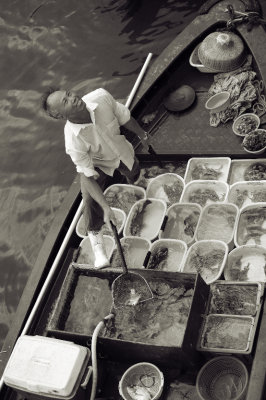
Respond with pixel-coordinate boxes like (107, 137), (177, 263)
(125, 52), (153, 108)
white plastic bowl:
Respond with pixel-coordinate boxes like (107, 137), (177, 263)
(205, 91), (230, 113)
(242, 128), (266, 155)
(232, 113), (260, 137)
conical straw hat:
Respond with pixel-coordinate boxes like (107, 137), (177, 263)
(198, 31), (246, 72)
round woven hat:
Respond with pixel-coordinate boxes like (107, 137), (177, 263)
(164, 85), (196, 111)
(198, 31), (246, 72)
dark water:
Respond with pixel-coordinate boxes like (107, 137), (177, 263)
(0, 0), (205, 348)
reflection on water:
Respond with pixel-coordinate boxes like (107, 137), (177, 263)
(0, 0), (204, 348)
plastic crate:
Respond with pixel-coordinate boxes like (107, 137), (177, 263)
(208, 281), (263, 316)
(76, 208), (126, 238)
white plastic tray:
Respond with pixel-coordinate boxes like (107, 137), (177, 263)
(209, 280), (263, 316)
(180, 180), (229, 207)
(110, 236), (151, 269)
(159, 202), (201, 246)
(76, 207), (126, 238)
(104, 184), (146, 215)
(195, 203), (238, 251)
(123, 198), (167, 241)
(146, 173), (184, 206)
(145, 239), (187, 272)
(227, 180), (266, 209)
(228, 159), (266, 185)
(180, 240), (228, 284)
(224, 244), (266, 282)
(199, 314), (255, 353)
(234, 203), (266, 247)
(76, 235), (115, 266)
(184, 157), (231, 183)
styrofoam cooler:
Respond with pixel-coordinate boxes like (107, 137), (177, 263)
(3, 335), (92, 400)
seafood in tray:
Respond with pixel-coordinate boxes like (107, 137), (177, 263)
(228, 181), (266, 209)
(181, 240), (228, 284)
(180, 180), (229, 207)
(224, 244), (266, 282)
(235, 203), (266, 246)
(228, 159), (266, 184)
(146, 173), (184, 206)
(160, 203), (201, 245)
(104, 184), (146, 215)
(195, 203), (237, 248)
(200, 314), (254, 352)
(124, 199), (167, 241)
(111, 237), (150, 269)
(146, 239), (187, 272)
(209, 282), (261, 316)
(184, 157), (231, 183)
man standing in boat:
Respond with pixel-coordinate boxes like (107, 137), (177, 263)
(42, 87), (150, 269)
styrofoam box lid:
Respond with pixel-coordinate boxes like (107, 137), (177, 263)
(3, 335), (89, 397)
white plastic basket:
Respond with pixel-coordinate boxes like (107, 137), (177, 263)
(228, 158), (266, 185)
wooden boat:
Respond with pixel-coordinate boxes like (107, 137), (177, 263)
(1, 0), (266, 399)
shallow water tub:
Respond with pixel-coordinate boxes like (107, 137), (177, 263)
(198, 314), (256, 354)
(159, 202), (201, 246)
(76, 208), (126, 238)
(146, 173), (184, 206)
(47, 265), (209, 368)
(180, 180), (229, 207)
(75, 235), (115, 266)
(104, 184), (146, 215)
(180, 240), (228, 285)
(145, 239), (187, 272)
(227, 180), (266, 209)
(123, 198), (167, 241)
(228, 159), (266, 185)
(184, 157), (231, 183)
(110, 236), (151, 269)
(195, 203), (238, 251)
(234, 203), (266, 247)
(224, 244), (266, 282)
